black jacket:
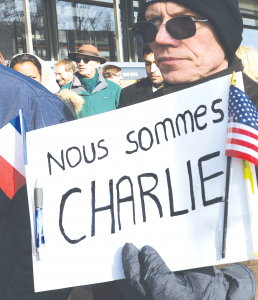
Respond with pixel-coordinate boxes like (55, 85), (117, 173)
(118, 77), (153, 108)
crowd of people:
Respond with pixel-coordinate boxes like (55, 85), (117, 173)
(1, 0), (258, 299)
(0, 42), (166, 122)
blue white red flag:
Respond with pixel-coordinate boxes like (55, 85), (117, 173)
(225, 85), (258, 166)
(0, 114), (26, 199)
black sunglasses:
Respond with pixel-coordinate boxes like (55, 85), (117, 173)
(130, 16), (208, 43)
(74, 57), (90, 64)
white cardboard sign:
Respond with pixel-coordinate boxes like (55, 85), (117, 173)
(25, 72), (257, 292)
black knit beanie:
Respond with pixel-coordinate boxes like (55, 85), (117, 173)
(137, 0), (243, 65)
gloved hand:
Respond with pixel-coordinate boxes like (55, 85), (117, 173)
(122, 243), (256, 300)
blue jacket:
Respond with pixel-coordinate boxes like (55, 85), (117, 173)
(0, 65), (74, 299)
(0, 65), (74, 130)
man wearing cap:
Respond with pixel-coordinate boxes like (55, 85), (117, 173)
(61, 44), (121, 119)
(93, 0), (258, 299)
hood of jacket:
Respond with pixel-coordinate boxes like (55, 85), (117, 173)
(10, 53), (60, 94)
(57, 89), (84, 113)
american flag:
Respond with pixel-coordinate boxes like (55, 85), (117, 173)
(225, 85), (258, 166)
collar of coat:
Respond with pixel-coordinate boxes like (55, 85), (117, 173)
(71, 69), (108, 94)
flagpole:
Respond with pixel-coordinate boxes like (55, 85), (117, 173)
(222, 156), (232, 258)
(221, 72), (236, 259)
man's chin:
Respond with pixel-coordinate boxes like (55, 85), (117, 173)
(151, 79), (163, 86)
(79, 72), (91, 77)
(162, 71), (195, 85)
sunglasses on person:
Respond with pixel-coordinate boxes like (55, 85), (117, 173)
(74, 57), (90, 64)
(130, 16), (208, 43)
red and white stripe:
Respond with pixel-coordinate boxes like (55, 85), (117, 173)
(0, 122), (26, 199)
(225, 122), (258, 166)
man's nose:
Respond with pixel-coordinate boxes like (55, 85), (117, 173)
(155, 24), (181, 46)
(151, 63), (158, 73)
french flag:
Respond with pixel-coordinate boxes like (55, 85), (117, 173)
(0, 114), (26, 199)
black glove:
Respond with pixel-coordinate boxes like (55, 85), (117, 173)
(122, 243), (256, 300)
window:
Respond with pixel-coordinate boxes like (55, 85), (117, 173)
(56, 0), (117, 61)
(0, 0), (26, 60)
(29, 0), (51, 60)
(240, 0), (258, 51)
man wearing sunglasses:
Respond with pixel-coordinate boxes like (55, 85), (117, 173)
(61, 44), (121, 119)
(93, 0), (258, 300)
(130, 1), (241, 88)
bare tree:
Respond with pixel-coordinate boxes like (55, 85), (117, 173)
(75, 4), (104, 31)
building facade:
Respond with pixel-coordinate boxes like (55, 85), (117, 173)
(1, 0), (258, 62)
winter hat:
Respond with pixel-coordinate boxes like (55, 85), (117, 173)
(137, 0), (243, 64)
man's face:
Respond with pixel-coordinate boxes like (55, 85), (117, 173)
(144, 52), (164, 87)
(145, 2), (228, 84)
(107, 71), (123, 86)
(55, 65), (73, 87)
(76, 56), (100, 79)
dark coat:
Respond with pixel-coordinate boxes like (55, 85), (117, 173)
(118, 77), (153, 108)
(0, 65), (74, 300)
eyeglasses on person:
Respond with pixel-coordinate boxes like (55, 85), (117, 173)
(130, 16), (208, 43)
(74, 57), (90, 64)
(113, 72), (123, 78)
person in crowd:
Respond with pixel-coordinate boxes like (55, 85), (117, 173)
(118, 44), (164, 108)
(55, 58), (76, 87)
(10, 53), (42, 83)
(0, 63), (74, 300)
(236, 46), (258, 84)
(62, 44), (121, 119)
(10, 53), (60, 93)
(101, 64), (123, 86)
(93, 0), (258, 299)
(10, 53), (84, 119)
